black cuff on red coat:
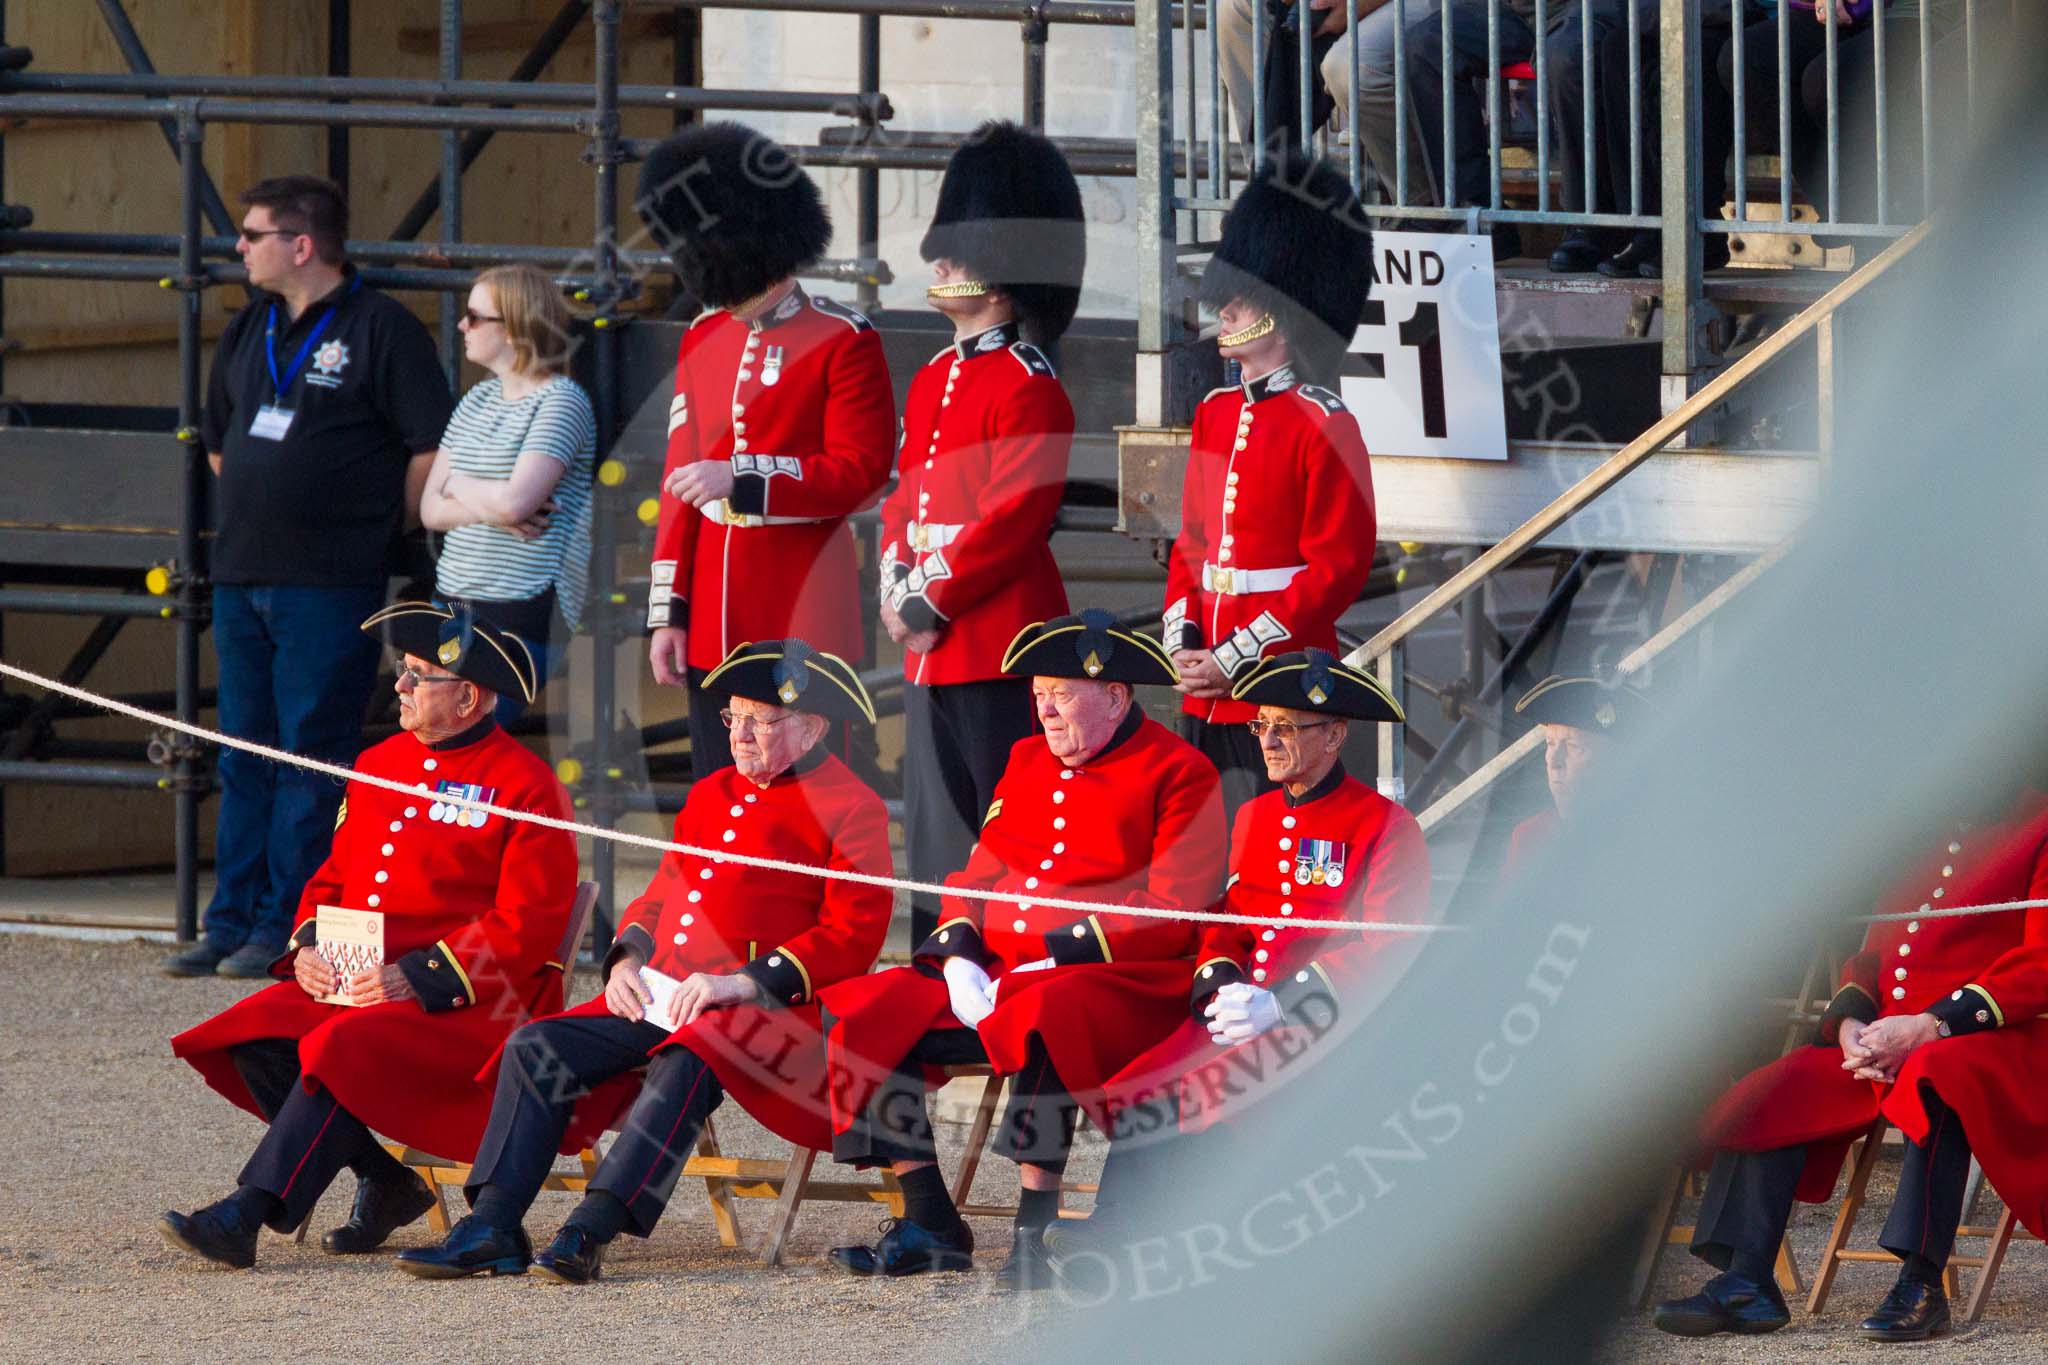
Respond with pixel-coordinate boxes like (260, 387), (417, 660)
(273, 918), (320, 979)
(1272, 960), (1341, 1032)
(727, 472), (768, 516)
(647, 593), (690, 635)
(603, 923), (657, 980)
(1191, 956), (1246, 1021)
(896, 592), (946, 636)
(741, 946), (812, 1009)
(1930, 984), (2001, 1037)
(1170, 622), (1202, 652)
(916, 918), (995, 970)
(1817, 982), (1880, 1044)
(398, 941), (473, 1014)
(1046, 916), (1111, 966)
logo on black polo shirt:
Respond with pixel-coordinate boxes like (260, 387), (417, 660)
(306, 339), (351, 389)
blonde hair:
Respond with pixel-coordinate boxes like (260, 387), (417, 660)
(476, 264), (573, 376)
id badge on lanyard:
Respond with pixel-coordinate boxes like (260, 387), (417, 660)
(251, 279), (355, 442)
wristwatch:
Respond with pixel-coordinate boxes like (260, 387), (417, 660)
(1936, 1019), (1953, 1038)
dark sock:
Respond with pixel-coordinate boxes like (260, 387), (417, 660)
(349, 1141), (412, 1187)
(1017, 1185), (1060, 1233)
(1902, 1253), (1944, 1287)
(470, 1185), (525, 1235)
(563, 1191), (632, 1244)
(218, 1185), (279, 1231)
(896, 1165), (959, 1233)
(1727, 1249), (1776, 1286)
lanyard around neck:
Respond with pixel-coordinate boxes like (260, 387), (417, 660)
(265, 277), (360, 399)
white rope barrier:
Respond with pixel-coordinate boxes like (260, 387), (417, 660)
(1851, 897), (2048, 924)
(0, 658), (1461, 936)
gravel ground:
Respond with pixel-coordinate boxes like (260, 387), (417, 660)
(8, 933), (2048, 1363)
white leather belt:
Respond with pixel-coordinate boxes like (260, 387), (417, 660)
(1203, 561), (1306, 595)
(700, 500), (828, 528)
(907, 520), (966, 552)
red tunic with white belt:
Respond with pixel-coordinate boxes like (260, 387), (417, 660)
(648, 284), (896, 669)
(1163, 364), (1378, 725)
(1104, 765), (1431, 1133)
(172, 721), (578, 1163)
(878, 320), (1072, 685)
(485, 748), (894, 1153)
(817, 710), (1228, 1144)
(1703, 789), (2048, 1212)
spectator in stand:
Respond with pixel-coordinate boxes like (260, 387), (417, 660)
(1403, 0), (1658, 265)
(165, 175), (452, 981)
(416, 264), (596, 729)
(1500, 673), (1648, 880)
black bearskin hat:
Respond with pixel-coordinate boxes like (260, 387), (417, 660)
(635, 122), (832, 310)
(920, 121), (1087, 349)
(1199, 152), (1374, 385)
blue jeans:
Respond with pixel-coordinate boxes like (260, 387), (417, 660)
(205, 583), (384, 952)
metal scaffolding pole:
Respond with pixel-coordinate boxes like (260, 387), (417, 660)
(589, 0), (624, 947)
(439, 0), (463, 386)
(92, 0), (237, 237)
(173, 106), (208, 943)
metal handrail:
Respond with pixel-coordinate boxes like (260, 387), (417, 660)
(1343, 217), (1931, 673)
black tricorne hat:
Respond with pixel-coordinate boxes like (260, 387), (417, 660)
(1231, 648), (1403, 722)
(361, 601), (538, 705)
(920, 120), (1087, 349)
(1514, 673), (1648, 735)
(1001, 609), (1179, 686)
(702, 639), (876, 724)
(635, 122), (832, 310)
(1199, 151), (1374, 385)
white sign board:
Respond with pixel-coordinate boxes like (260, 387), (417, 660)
(1339, 231), (1509, 462)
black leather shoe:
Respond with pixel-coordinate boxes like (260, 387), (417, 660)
(532, 1225), (606, 1285)
(829, 1218), (975, 1277)
(157, 1203), (259, 1270)
(216, 943), (280, 979)
(1600, 232), (1660, 279)
(1652, 1271), (1791, 1337)
(162, 941), (232, 977)
(393, 1215), (531, 1279)
(1043, 1218), (1128, 1298)
(321, 1170), (438, 1254)
(994, 1224), (1056, 1292)
(1548, 230), (1604, 273)
(1858, 1277), (1951, 1342)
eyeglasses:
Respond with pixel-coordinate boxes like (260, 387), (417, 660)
(1245, 718), (1336, 741)
(720, 708), (799, 733)
(395, 665), (467, 690)
(461, 308), (504, 327)
(238, 226), (301, 243)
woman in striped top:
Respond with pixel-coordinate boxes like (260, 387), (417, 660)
(418, 264), (596, 727)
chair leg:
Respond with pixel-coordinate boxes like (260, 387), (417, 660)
(1628, 1167), (1689, 1310)
(1774, 1237), (1804, 1298)
(694, 1118), (742, 1249)
(1807, 1121), (1887, 1315)
(950, 1075), (1004, 1209)
(292, 1214), (312, 1245)
(1961, 1206), (2017, 1326)
(762, 1147), (817, 1269)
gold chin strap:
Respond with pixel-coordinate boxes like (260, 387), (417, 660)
(926, 280), (991, 300)
(1217, 312), (1277, 347)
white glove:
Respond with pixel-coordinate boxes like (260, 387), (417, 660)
(943, 955), (996, 1029)
(1007, 957), (1057, 975)
(1205, 982), (1284, 1045)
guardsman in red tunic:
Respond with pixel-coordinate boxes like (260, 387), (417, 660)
(1045, 650), (1429, 1286)
(163, 603), (576, 1269)
(636, 122), (896, 778)
(1501, 673), (1649, 882)
(1165, 152), (1378, 819)
(880, 120), (1084, 949)
(394, 641), (891, 1283)
(820, 611), (1226, 1289)
(1653, 784), (2048, 1343)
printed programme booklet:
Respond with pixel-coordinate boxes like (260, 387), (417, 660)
(315, 905), (385, 1007)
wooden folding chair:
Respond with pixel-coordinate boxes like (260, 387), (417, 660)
(941, 1063), (1096, 1222)
(1629, 1165), (1802, 1309)
(1804, 1117), (1991, 1313)
(1956, 1201), (2041, 1324)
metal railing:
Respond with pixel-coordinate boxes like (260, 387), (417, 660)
(1133, 0), (1981, 425)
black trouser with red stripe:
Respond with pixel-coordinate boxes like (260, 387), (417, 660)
(1692, 1092), (1974, 1275)
(227, 1038), (413, 1233)
(465, 1013), (726, 1237)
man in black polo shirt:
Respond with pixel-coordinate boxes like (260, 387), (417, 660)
(163, 175), (454, 980)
